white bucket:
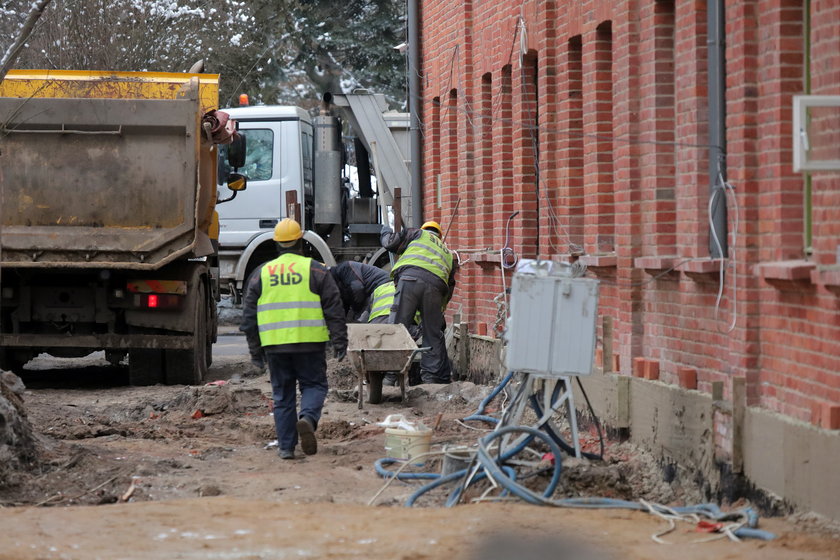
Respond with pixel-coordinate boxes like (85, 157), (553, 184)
(384, 427), (432, 462)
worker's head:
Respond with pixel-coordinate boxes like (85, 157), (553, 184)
(421, 220), (442, 237)
(274, 218), (303, 249)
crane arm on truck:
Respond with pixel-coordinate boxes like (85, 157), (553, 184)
(328, 92), (413, 227)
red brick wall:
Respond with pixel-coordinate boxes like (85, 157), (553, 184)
(421, 0), (840, 428)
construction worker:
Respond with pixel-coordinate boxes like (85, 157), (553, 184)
(369, 280), (421, 334)
(368, 281), (398, 324)
(380, 220), (456, 384)
(369, 280), (422, 387)
(240, 218), (347, 460)
(329, 260), (389, 322)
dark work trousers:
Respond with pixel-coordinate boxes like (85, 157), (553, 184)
(391, 273), (452, 382)
(267, 351), (328, 452)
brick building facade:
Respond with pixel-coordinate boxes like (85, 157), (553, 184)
(419, 1), (840, 429)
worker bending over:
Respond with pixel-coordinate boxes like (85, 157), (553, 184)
(241, 218), (347, 460)
(368, 280), (422, 386)
(330, 261), (389, 322)
(380, 220), (456, 384)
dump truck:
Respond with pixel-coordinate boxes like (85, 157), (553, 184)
(216, 92), (412, 302)
(0, 70), (247, 385)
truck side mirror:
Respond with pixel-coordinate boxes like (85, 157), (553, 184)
(218, 173), (247, 203)
(228, 133), (247, 168)
(227, 173), (247, 192)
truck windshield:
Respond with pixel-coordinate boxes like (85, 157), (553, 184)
(218, 128), (274, 182)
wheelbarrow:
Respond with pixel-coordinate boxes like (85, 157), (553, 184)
(346, 323), (428, 408)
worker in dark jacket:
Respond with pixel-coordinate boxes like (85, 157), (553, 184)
(380, 220), (456, 384)
(241, 218), (347, 460)
(330, 261), (389, 322)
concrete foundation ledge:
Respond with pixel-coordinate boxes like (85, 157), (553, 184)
(572, 373), (840, 522)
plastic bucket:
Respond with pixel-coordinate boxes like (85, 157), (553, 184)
(384, 427), (432, 462)
(441, 445), (476, 476)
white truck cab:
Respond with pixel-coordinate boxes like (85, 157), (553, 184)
(216, 105), (313, 300)
(216, 93), (411, 303)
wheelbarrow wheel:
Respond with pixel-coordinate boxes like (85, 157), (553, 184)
(367, 371), (384, 404)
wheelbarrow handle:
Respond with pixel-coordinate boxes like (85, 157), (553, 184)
(399, 346), (430, 375)
(411, 346), (431, 360)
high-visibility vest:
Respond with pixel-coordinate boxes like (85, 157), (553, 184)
(368, 282), (395, 322)
(257, 254), (329, 346)
(368, 281), (421, 324)
(392, 230), (453, 283)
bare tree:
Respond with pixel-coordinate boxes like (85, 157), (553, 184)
(0, 0), (53, 82)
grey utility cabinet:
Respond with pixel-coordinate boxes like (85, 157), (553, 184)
(505, 260), (599, 377)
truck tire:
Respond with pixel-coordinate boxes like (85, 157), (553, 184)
(367, 371), (384, 404)
(165, 282), (209, 385)
(206, 297), (215, 367)
(129, 349), (164, 386)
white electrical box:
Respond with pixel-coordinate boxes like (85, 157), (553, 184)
(792, 95), (840, 172)
(504, 260), (599, 377)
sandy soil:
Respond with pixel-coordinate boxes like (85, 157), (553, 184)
(1, 334), (838, 559)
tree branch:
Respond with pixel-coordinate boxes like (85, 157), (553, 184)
(0, 0), (53, 82)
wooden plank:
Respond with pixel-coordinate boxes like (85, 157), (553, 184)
(616, 375), (630, 428)
(602, 315), (614, 374)
(457, 322), (470, 382)
(712, 381), (724, 402)
(732, 377), (745, 473)
(393, 186), (403, 231)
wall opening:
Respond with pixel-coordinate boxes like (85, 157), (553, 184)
(567, 35), (584, 254)
(654, 0), (676, 256)
(480, 73), (493, 249)
(590, 21), (615, 254)
(520, 52), (540, 259)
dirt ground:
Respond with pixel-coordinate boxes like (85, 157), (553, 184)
(1, 327), (839, 559)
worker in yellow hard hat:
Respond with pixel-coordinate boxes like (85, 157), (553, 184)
(240, 218), (347, 460)
(380, 219), (456, 384)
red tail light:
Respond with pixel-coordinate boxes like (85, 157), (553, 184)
(131, 293), (183, 310)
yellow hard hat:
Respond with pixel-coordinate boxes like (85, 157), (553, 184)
(421, 220), (442, 236)
(274, 218), (303, 242)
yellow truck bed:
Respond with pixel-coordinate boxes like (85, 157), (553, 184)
(0, 70), (221, 269)
(0, 69), (219, 112)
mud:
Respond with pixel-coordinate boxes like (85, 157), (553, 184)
(0, 343), (838, 559)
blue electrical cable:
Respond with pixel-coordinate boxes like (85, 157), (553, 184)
(375, 457), (440, 480)
(372, 370), (775, 541)
(460, 370), (515, 424)
(460, 414), (499, 424)
(475, 425), (564, 505)
(469, 371), (514, 415)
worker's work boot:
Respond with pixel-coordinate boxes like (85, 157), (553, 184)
(279, 449), (295, 460)
(383, 373), (398, 386)
(421, 373), (451, 384)
(296, 417), (317, 455)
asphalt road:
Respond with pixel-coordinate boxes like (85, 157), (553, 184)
(214, 326), (248, 358)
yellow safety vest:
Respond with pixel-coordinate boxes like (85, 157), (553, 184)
(257, 254), (329, 346)
(392, 230), (453, 283)
(368, 281), (421, 324)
